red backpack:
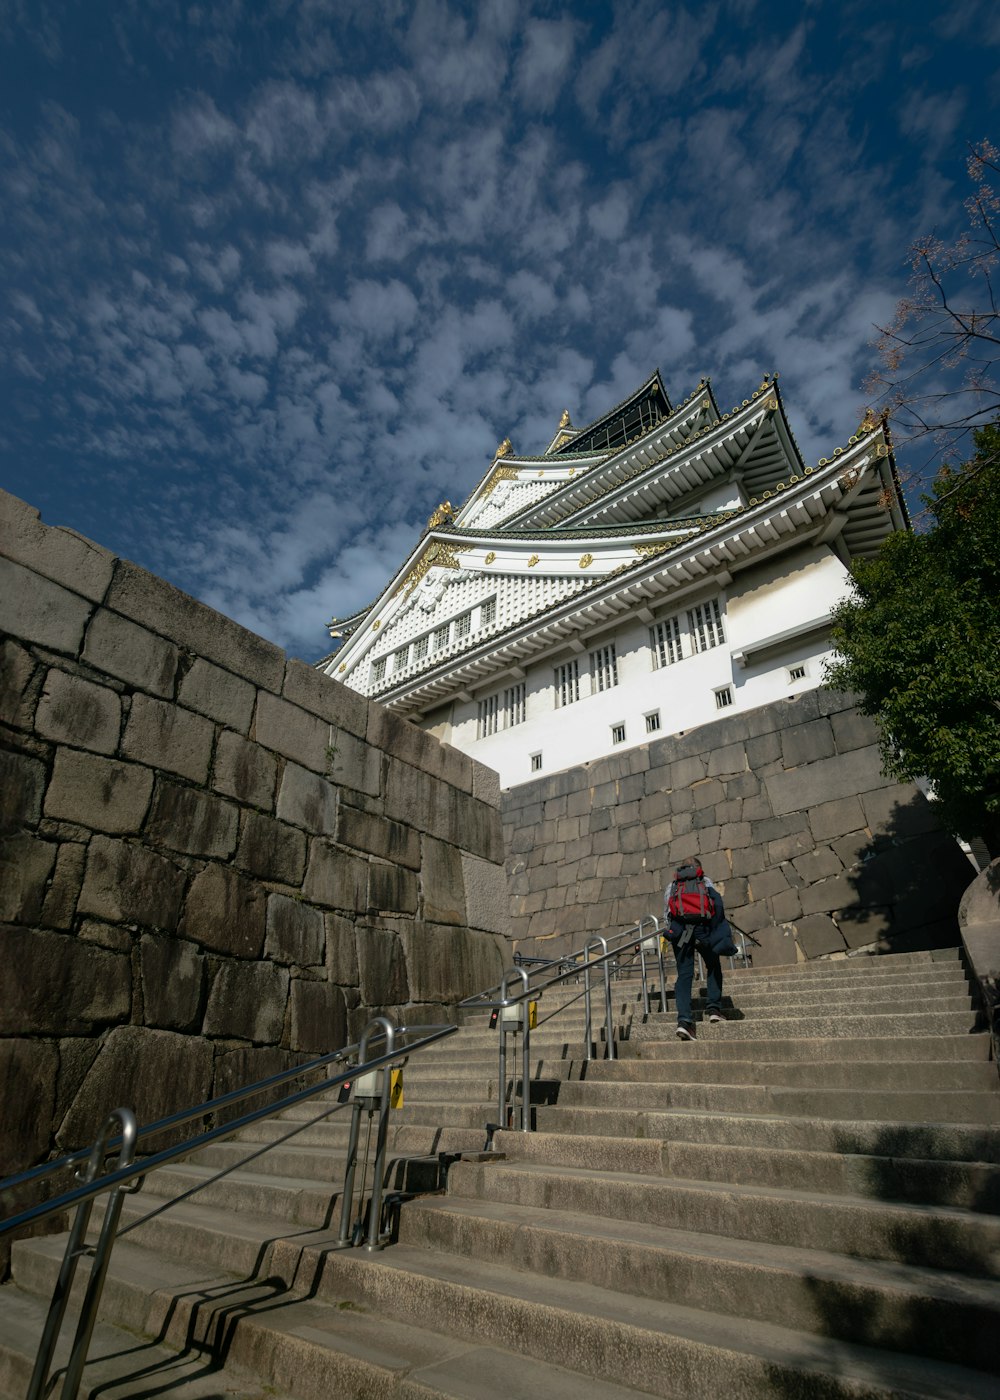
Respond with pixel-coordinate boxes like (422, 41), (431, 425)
(668, 864), (716, 925)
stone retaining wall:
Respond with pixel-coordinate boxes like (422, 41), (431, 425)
(502, 688), (974, 965)
(1, 489), (509, 1208)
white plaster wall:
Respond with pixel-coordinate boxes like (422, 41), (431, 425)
(726, 546), (849, 644)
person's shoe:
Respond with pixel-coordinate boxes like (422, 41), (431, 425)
(676, 1021), (696, 1041)
(707, 1007), (723, 1024)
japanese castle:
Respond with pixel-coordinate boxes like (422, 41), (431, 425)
(320, 372), (906, 788)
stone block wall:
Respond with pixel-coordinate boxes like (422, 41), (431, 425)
(1, 489), (509, 1200)
(503, 687), (974, 965)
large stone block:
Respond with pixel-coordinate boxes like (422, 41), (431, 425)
(254, 691), (329, 774)
(82, 609), (179, 697)
(799, 872), (855, 917)
(285, 658), (370, 737)
(462, 852), (512, 936)
(707, 742), (748, 778)
(0, 637), (41, 729)
(420, 836), (466, 926)
(276, 761), (339, 837)
(44, 749), (153, 833)
(337, 802), (419, 868)
(401, 921), (503, 1003)
(746, 731), (781, 769)
(180, 863), (266, 958)
(0, 492), (115, 602)
(765, 744), (886, 816)
(860, 784), (941, 839)
(327, 727), (382, 799)
(356, 922), (410, 1005)
(0, 1038), (57, 1176)
(368, 859), (418, 915)
(236, 810), (307, 885)
(836, 905), (894, 950)
(58, 1025), (213, 1148)
(213, 729), (277, 809)
(809, 795), (867, 843)
(326, 912), (360, 987)
(145, 780), (239, 859)
(106, 558), (286, 693)
(771, 886), (803, 922)
(35, 668), (121, 754)
(1, 556), (92, 655)
(1, 925), (131, 1035)
(748, 867), (790, 900)
(780, 718), (835, 769)
(212, 1046), (303, 1123)
(40, 840), (87, 929)
(203, 960), (289, 1042)
(831, 708), (880, 753)
(0, 748), (46, 834)
(669, 755), (707, 789)
(122, 694), (214, 784)
(792, 846), (843, 884)
(266, 892), (325, 968)
(744, 923), (798, 968)
(302, 839), (368, 913)
(289, 978), (347, 1054)
(79, 835), (186, 931)
(471, 759), (502, 808)
(794, 913), (847, 958)
(140, 933), (204, 1030)
(178, 657), (256, 732)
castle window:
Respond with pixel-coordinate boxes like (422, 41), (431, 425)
(456, 611), (472, 639)
(392, 645), (409, 673)
(688, 598), (726, 653)
(645, 710), (661, 733)
(414, 634), (429, 661)
(481, 597), (496, 626)
(477, 693), (500, 739)
(555, 659), (580, 707)
(715, 685), (734, 710)
(504, 681), (526, 728)
(788, 663), (807, 682)
(611, 722), (626, 745)
(371, 657), (386, 683)
(434, 623), (450, 650)
(651, 616), (682, 667)
(477, 681), (526, 738)
(590, 642), (618, 692)
(530, 752), (543, 772)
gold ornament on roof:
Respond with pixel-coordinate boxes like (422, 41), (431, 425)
(427, 500), (454, 529)
(484, 550), (496, 564)
(495, 437), (513, 459)
(338, 664), (346, 673)
(559, 409), (572, 428)
(857, 407), (880, 435)
(482, 464), (519, 497)
(528, 554), (540, 567)
(579, 553), (593, 568)
(839, 468), (861, 492)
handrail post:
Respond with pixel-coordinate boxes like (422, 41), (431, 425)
(335, 1015), (395, 1250)
(28, 1107), (137, 1400)
(361, 1018), (396, 1252)
(638, 921), (651, 1016)
(497, 967), (530, 1132)
(584, 937), (608, 1061)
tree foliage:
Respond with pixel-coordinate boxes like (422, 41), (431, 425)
(825, 421), (1000, 855)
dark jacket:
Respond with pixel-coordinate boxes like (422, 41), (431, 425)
(663, 875), (737, 956)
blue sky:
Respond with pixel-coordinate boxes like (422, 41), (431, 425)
(2, 1), (997, 660)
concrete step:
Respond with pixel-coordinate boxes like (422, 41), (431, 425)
(621, 1033), (992, 1063)
(441, 1159), (1000, 1277)
(630, 1009), (980, 1040)
(398, 1191), (1000, 1371)
(585, 1058), (998, 1091)
(497, 1130), (1000, 1211)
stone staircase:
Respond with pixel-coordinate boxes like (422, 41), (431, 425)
(3, 948), (999, 1398)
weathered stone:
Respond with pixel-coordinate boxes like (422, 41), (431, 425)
(728, 844), (767, 878)
(105, 557), (286, 693)
(770, 886), (803, 922)
(36, 668), (121, 754)
(78, 834), (186, 930)
(180, 863), (266, 958)
(0, 747), (46, 834)
(780, 718), (835, 769)
(402, 921), (503, 1004)
(203, 960), (288, 1042)
(289, 978), (347, 1054)
(691, 779), (724, 811)
(471, 759), (502, 808)
(0, 925), (131, 1035)
(58, 1025), (213, 1148)
(40, 841), (87, 928)
(145, 780), (239, 859)
(266, 893), (325, 967)
(276, 761), (338, 837)
(178, 657), (256, 732)
(338, 802), (419, 867)
(765, 744), (887, 816)
(419, 837), (466, 926)
(78, 918), (132, 951)
(748, 867), (790, 900)
(0, 1038), (58, 1175)
(140, 934), (204, 1031)
(1, 556), (92, 655)
(799, 872), (855, 916)
(236, 810), (307, 884)
(326, 727), (382, 799)
(720, 821), (752, 848)
(122, 693), (214, 784)
(831, 708), (880, 753)
(44, 749), (153, 832)
(369, 859), (418, 915)
(0, 492), (115, 602)
(809, 795), (867, 843)
(744, 923), (799, 968)
(462, 852), (512, 936)
(303, 840), (368, 914)
(82, 609), (179, 697)
(669, 755), (707, 789)
(356, 923), (409, 1005)
(792, 846), (843, 884)
(742, 795), (771, 822)
(0, 637), (40, 729)
(213, 728), (277, 808)
(1, 833), (58, 922)
(832, 831), (876, 870)
(837, 905), (894, 949)
(254, 691), (329, 774)
(285, 658), (370, 738)
(767, 831), (814, 864)
(212, 1046), (302, 1124)
(326, 912), (359, 986)
(707, 742), (747, 778)
(860, 784), (941, 839)
(746, 731), (781, 769)
(794, 913), (846, 958)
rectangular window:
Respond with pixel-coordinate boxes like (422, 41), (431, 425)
(477, 693), (500, 739)
(504, 681), (526, 728)
(788, 663), (807, 682)
(611, 722), (626, 745)
(455, 611), (472, 639)
(651, 616), (682, 668)
(715, 686), (734, 710)
(414, 634), (429, 661)
(590, 642), (618, 692)
(481, 597), (496, 626)
(371, 656), (386, 683)
(530, 752), (543, 772)
(688, 598), (726, 653)
(392, 646), (409, 673)
(645, 710), (661, 734)
(555, 659), (580, 707)
(433, 623), (450, 650)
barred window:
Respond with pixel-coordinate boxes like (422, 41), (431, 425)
(788, 663), (806, 682)
(504, 682), (526, 728)
(371, 657), (386, 683)
(531, 752), (543, 772)
(477, 693), (500, 739)
(481, 597), (496, 626)
(555, 659), (580, 707)
(590, 642), (618, 692)
(392, 646), (409, 673)
(715, 685), (734, 709)
(611, 722), (626, 745)
(434, 623), (450, 650)
(455, 611), (472, 639)
(645, 710), (661, 733)
(688, 598), (726, 653)
(414, 634), (429, 661)
(651, 615), (682, 667)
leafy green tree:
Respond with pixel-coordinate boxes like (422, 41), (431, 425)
(825, 421), (1000, 855)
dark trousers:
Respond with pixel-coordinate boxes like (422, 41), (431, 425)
(674, 938), (723, 1024)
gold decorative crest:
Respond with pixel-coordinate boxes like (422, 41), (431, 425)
(528, 554), (540, 567)
(484, 550), (496, 564)
(875, 443), (890, 458)
(857, 406), (880, 434)
(481, 464), (519, 497)
(559, 408), (572, 428)
(338, 663), (346, 673)
(427, 500), (454, 529)
(495, 437), (513, 459)
(633, 542), (670, 558)
(396, 541), (471, 598)
(579, 553), (593, 568)
(372, 620), (381, 629)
